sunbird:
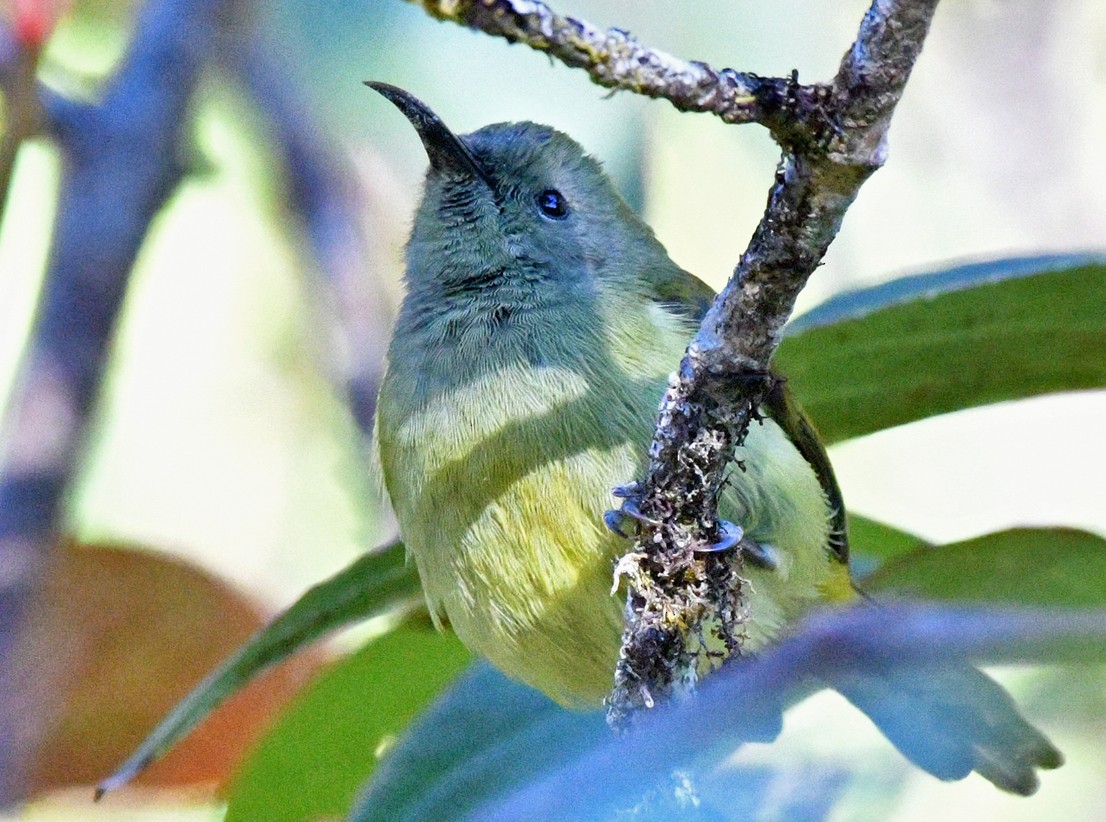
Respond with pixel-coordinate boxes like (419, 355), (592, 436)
(368, 82), (1060, 794)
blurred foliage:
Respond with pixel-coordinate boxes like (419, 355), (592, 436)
(17, 540), (320, 795)
(97, 542), (422, 797)
(867, 529), (1106, 606)
(347, 663), (608, 822)
(71, 82), (380, 603)
(347, 603), (1106, 822)
(225, 625), (471, 822)
(847, 513), (927, 568)
(0, 143), (56, 411)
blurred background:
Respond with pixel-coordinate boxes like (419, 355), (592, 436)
(1, 0), (1104, 819)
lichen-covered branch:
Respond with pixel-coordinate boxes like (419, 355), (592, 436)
(406, 0), (942, 721)
(610, 0), (941, 720)
(405, 0), (846, 143)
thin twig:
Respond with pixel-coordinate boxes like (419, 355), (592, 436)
(405, 0), (840, 147)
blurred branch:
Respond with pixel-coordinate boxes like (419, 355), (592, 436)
(0, 22), (44, 230)
(404, 0), (941, 718)
(0, 0), (231, 802)
(223, 40), (387, 432)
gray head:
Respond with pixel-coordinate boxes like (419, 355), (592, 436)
(367, 82), (671, 306)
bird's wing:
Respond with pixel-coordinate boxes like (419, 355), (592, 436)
(646, 263), (849, 564)
(643, 261), (716, 322)
(760, 378), (849, 563)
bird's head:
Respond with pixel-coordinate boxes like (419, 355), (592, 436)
(368, 82), (657, 303)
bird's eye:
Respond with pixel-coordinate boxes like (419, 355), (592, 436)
(536, 189), (569, 220)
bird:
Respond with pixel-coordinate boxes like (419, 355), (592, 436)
(366, 81), (1061, 794)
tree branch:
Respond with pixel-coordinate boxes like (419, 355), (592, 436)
(405, 0), (846, 147)
(222, 38), (389, 434)
(0, 0), (230, 801)
(406, 0), (942, 720)
(614, 0), (941, 721)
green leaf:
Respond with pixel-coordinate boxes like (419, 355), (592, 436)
(848, 513), (927, 562)
(224, 623), (471, 822)
(777, 256), (1106, 443)
(865, 528), (1106, 606)
(787, 254), (1104, 335)
(96, 540), (421, 797)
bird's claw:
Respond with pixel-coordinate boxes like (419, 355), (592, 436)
(692, 522), (779, 571)
(611, 481), (641, 499)
(605, 496), (658, 538)
(740, 538), (781, 571)
(604, 508), (632, 538)
(694, 520), (744, 553)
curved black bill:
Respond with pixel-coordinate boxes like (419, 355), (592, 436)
(365, 81), (492, 187)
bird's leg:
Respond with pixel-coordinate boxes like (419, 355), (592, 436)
(738, 537), (781, 571)
(609, 467), (774, 567)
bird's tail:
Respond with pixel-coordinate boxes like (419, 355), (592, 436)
(833, 661), (1062, 795)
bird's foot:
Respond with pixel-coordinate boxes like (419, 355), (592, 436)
(692, 522), (780, 571)
(611, 481), (642, 499)
(740, 538), (781, 571)
(694, 520), (744, 553)
(604, 496), (659, 538)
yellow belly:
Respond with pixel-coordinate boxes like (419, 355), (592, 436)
(375, 355), (842, 707)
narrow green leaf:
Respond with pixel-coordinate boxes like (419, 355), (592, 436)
(225, 623), (471, 822)
(96, 540), (420, 798)
(787, 254), (1105, 335)
(865, 528), (1106, 606)
(777, 256), (1106, 443)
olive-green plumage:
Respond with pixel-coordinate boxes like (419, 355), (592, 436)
(369, 84), (848, 707)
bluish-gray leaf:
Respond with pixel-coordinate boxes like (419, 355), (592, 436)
(354, 603), (1106, 821)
